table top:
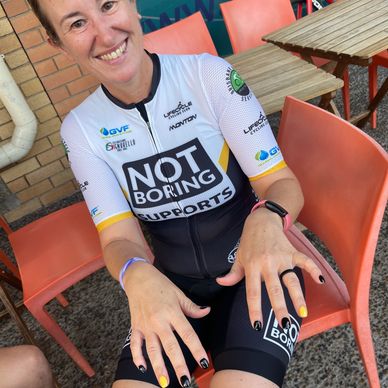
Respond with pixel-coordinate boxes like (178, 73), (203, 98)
(226, 43), (344, 115)
(263, 0), (388, 65)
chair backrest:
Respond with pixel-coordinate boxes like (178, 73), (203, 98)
(277, 96), (388, 304)
(143, 12), (218, 56)
(220, 0), (296, 53)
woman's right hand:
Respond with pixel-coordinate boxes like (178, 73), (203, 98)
(122, 262), (210, 387)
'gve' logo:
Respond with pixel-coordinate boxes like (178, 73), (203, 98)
(100, 124), (129, 137)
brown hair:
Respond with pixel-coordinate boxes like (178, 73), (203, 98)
(27, 0), (60, 44)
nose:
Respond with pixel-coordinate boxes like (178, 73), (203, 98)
(92, 15), (117, 47)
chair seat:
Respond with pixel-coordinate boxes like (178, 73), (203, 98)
(285, 227), (351, 341)
(8, 202), (104, 304)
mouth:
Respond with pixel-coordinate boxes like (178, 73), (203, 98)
(97, 39), (127, 62)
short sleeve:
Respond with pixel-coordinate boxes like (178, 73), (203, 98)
(199, 54), (286, 181)
(61, 112), (133, 232)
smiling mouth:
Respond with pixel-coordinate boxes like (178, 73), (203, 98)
(98, 40), (127, 61)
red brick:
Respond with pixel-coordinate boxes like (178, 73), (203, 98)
(2, 0), (29, 17)
(34, 58), (57, 77)
(48, 86), (70, 104)
(19, 29), (44, 48)
(11, 11), (40, 33)
(27, 41), (59, 63)
(53, 53), (76, 69)
(41, 65), (81, 90)
(67, 74), (99, 95)
(40, 181), (76, 206)
(54, 91), (89, 116)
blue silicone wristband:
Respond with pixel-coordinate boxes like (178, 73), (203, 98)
(119, 257), (147, 290)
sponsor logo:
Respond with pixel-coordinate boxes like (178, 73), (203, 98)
(255, 146), (280, 163)
(90, 206), (102, 218)
(227, 239), (240, 263)
(62, 139), (70, 154)
(79, 181), (89, 192)
(244, 112), (269, 135)
(226, 67), (252, 101)
(122, 327), (132, 349)
(99, 124), (130, 138)
(105, 139), (136, 152)
(169, 114), (197, 131)
(164, 101), (192, 120)
(263, 309), (300, 359)
(122, 138), (224, 209)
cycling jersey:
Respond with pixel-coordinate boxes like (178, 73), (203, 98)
(61, 52), (286, 278)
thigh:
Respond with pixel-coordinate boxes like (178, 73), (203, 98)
(114, 318), (205, 387)
(208, 268), (305, 387)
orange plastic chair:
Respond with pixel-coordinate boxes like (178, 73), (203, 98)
(0, 201), (104, 377)
(220, 0), (350, 118)
(143, 12), (218, 55)
(369, 50), (388, 128)
(193, 96), (387, 387)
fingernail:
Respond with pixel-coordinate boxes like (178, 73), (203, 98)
(138, 365), (146, 373)
(180, 375), (191, 387)
(199, 306), (209, 309)
(281, 317), (291, 330)
(298, 306), (308, 318)
(200, 358), (209, 369)
(319, 275), (325, 284)
(253, 320), (262, 331)
(159, 375), (168, 388)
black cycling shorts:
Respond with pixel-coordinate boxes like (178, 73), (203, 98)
(114, 268), (304, 387)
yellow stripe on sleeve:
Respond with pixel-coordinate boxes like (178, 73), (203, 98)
(96, 211), (134, 233)
(249, 160), (287, 182)
(218, 141), (230, 172)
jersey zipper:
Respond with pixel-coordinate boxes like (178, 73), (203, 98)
(135, 102), (210, 278)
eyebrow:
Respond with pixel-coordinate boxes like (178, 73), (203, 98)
(60, 11), (82, 27)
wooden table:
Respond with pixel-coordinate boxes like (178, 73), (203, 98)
(263, 0), (388, 126)
(226, 43), (344, 115)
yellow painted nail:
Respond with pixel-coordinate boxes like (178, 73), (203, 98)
(299, 305), (308, 318)
(159, 375), (168, 388)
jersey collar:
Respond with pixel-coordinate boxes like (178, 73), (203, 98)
(101, 51), (161, 109)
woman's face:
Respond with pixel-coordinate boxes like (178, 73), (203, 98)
(41, 0), (145, 86)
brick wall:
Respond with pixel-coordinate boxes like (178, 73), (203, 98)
(0, 0), (100, 222)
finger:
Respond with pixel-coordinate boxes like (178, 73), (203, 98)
(145, 333), (169, 388)
(264, 272), (291, 330)
(281, 270), (308, 318)
(178, 294), (211, 319)
(130, 328), (147, 373)
(293, 251), (325, 284)
(159, 328), (192, 387)
(173, 313), (209, 370)
(245, 268), (263, 331)
(216, 261), (245, 286)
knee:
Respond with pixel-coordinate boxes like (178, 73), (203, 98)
(19, 345), (53, 387)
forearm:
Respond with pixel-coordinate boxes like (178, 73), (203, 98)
(103, 238), (152, 282)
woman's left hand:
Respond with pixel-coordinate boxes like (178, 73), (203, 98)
(216, 209), (323, 330)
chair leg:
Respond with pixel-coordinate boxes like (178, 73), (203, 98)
(369, 63), (378, 128)
(55, 293), (69, 308)
(351, 312), (381, 388)
(26, 303), (95, 377)
(306, 0), (313, 14)
(342, 66), (351, 120)
(297, 3), (303, 18)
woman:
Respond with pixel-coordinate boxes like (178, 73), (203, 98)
(27, 0), (324, 387)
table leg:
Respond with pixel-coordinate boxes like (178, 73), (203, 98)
(354, 76), (388, 128)
(318, 91), (341, 116)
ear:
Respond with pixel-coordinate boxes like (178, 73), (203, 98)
(137, 13), (142, 20)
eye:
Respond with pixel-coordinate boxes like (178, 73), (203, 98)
(102, 1), (116, 12)
(70, 19), (86, 30)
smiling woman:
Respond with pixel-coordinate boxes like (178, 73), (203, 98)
(25, 1), (325, 387)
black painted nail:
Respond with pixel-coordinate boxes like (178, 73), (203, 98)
(138, 365), (146, 373)
(200, 358), (209, 369)
(319, 275), (325, 284)
(253, 320), (262, 331)
(281, 317), (291, 330)
(199, 306), (209, 309)
(180, 375), (191, 387)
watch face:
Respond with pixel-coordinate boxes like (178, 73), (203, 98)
(265, 200), (288, 217)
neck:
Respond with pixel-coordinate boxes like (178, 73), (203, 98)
(103, 51), (154, 105)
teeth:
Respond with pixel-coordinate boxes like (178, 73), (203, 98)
(99, 42), (126, 61)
